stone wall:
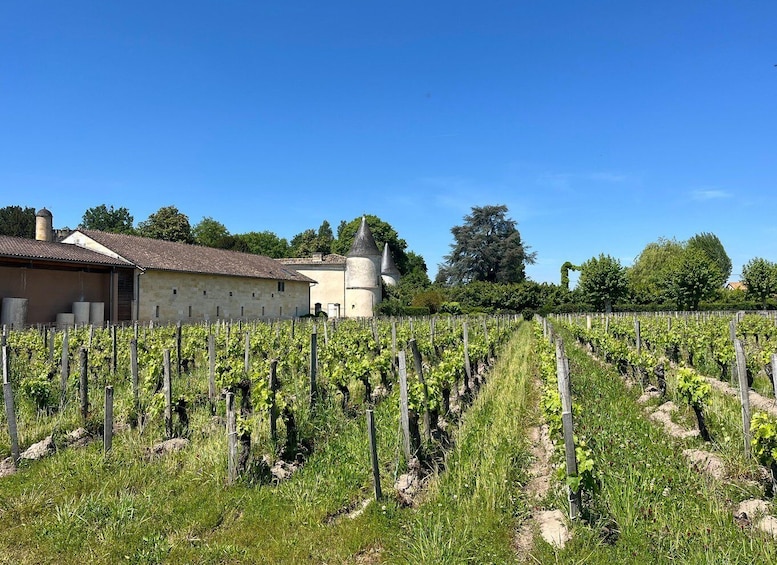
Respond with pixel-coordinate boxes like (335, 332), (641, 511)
(136, 270), (310, 322)
(291, 265), (346, 316)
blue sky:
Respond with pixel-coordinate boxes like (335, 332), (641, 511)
(2, 1), (776, 284)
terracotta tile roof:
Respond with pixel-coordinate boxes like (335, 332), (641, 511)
(279, 254), (347, 266)
(0, 235), (131, 267)
(70, 230), (314, 283)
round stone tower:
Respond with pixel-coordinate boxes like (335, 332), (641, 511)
(345, 217), (382, 317)
(35, 208), (53, 242)
(380, 243), (401, 287)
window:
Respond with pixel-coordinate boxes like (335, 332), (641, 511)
(155, 305), (160, 318)
(188, 305), (192, 318)
(216, 306), (220, 317)
(240, 306), (244, 317)
(203, 290), (207, 296)
(172, 288), (177, 295)
(277, 281), (285, 292)
(252, 292), (255, 298)
(229, 291), (233, 297)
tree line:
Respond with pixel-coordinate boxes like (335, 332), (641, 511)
(3, 203), (777, 314)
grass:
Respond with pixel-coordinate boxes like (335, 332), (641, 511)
(0, 322), (540, 564)
(529, 327), (777, 564)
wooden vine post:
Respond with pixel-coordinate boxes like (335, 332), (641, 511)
(163, 349), (173, 439)
(2, 342), (19, 465)
(634, 319), (641, 354)
(244, 331), (250, 375)
(268, 359), (279, 442)
(130, 339), (139, 410)
(208, 331), (216, 411)
(463, 321), (472, 396)
(226, 392), (237, 484)
(309, 324), (318, 408)
(366, 408), (382, 501)
(772, 354), (777, 405)
(734, 339), (751, 458)
(176, 322), (182, 379)
(60, 329), (69, 406)
(48, 328), (55, 365)
(555, 338), (580, 520)
(79, 347), (89, 424)
(111, 324), (117, 375)
(398, 351), (412, 462)
(104, 386), (114, 453)
(409, 339), (431, 442)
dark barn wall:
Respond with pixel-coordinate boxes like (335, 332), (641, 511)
(0, 265), (112, 325)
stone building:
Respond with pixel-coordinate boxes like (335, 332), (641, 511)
(0, 209), (313, 326)
(63, 229), (313, 324)
(280, 217), (400, 318)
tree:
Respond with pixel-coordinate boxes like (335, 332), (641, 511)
(687, 232), (731, 287)
(289, 229), (319, 257)
(0, 205), (36, 238)
(664, 247), (721, 310)
(137, 206), (193, 243)
(742, 257), (777, 307)
(193, 217), (232, 248)
(438, 204), (535, 285)
(80, 204), (134, 234)
(234, 231), (290, 258)
(316, 220), (334, 255)
(577, 254), (628, 313)
(627, 238), (684, 304)
(333, 215), (410, 273)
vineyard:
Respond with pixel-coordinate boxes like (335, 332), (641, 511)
(1, 312), (777, 563)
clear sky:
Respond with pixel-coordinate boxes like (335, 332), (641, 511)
(2, 1), (776, 284)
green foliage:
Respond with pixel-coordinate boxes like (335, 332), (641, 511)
(192, 216), (231, 248)
(560, 261), (578, 290)
(437, 204), (535, 285)
(627, 238), (684, 304)
(565, 438), (598, 494)
(0, 205), (36, 238)
(664, 246), (722, 310)
(742, 257), (777, 307)
(137, 205), (194, 243)
(577, 254), (627, 313)
(675, 367), (710, 409)
(751, 411), (777, 467)
(80, 204), (134, 234)
(686, 232), (731, 288)
(234, 230), (290, 258)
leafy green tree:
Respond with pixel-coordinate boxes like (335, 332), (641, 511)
(137, 205), (194, 243)
(193, 217), (232, 248)
(664, 247), (721, 310)
(627, 238), (684, 304)
(742, 257), (777, 307)
(333, 215), (410, 273)
(687, 232), (731, 287)
(437, 204), (535, 285)
(0, 205), (36, 238)
(577, 254), (628, 313)
(289, 229), (318, 257)
(234, 231), (290, 258)
(316, 220), (334, 255)
(80, 204), (134, 234)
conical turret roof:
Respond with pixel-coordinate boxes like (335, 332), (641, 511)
(348, 216), (380, 257)
(381, 243), (400, 276)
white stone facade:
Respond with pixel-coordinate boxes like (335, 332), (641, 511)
(136, 270), (309, 323)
